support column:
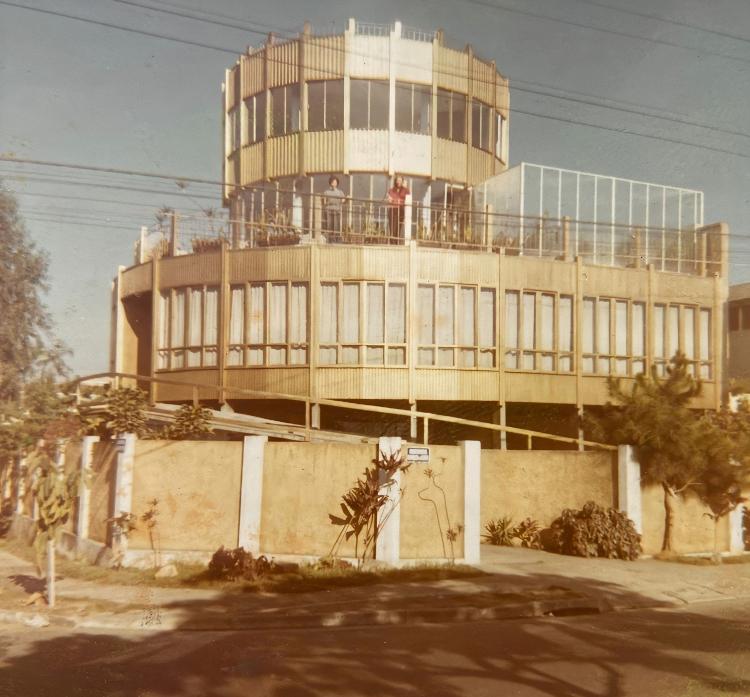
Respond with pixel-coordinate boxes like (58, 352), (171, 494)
(239, 435), (267, 555)
(409, 401), (417, 441)
(460, 440), (481, 565)
(376, 436), (403, 565)
(76, 436), (99, 543)
(729, 504), (745, 554)
(499, 405), (507, 451)
(617, 444), (642, 534)
(113, 433), (137, 552)
(577, 406), (585, 452)
(310, 404), (321, 430)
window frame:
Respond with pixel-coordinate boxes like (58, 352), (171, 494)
(270, 84), (300, 137)
(395, 81), (432, 135)
(307, 79), (344, 132)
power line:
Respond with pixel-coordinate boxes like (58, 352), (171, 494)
(572, 0), (750, 45)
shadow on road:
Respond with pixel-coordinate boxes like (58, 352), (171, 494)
(1, 568), (749, 697)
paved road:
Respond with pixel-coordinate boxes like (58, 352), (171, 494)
(1, 598), (748, 697)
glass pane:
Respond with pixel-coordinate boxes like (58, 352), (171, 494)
(505, 291), (519, 349)
(387, 284), (406, 343)
(171, 289), (185, 348)
(289, 283), (308, 344)
(319, 283), (338, 344)
(189, 288), (203, 345)
(388, 347), (406, 365)
(342, 346), (359, 364)
(286, 84), (300, 133)
(438, 347), (454, 366)
(471, 101), (481, 148)
(452, 93), (466, 142)
(437, 286), (455, 345)
(326, 79), (344, 130)
(204, 347), (217, 367)
(459, 287), (476, 345)
(248, 348), (263, 365)
(418, 348), (435, 366)
(479, 349), (495, 368)
(437, 89), (451, 139)
(559, 355), (572, 372)
(229, 287), (244, 344)
(559, 295), (573, 352)
(269, 283), (287, 344)
(418, 285), (434, 345)
(268, 347), (286, 365)
(633, 359), (645, 375)
(459, 349), (476, 367)
(290, 347), (307, 365)
(583, 298), (595, 354)
(522, 292), (535, 349)
(632, 302), (645, 356)
(187, 348), (201, 367)
(668, 306), (679, 358)
(479, 289), (495, 347)
(366, 346), (384, 365)
(597, 300), (610, 354)
(342, 283), (360, 343)
(700, 309), (711, 360)
(256, 92), (266, 140)
(615, 301), (628, 355)
(413, 83), (431, 134)
(319, 347), (337, 365)
(307, 81), (325, 131)
(350, 79), (369, 129)
(370, 80), (389, 130)
(366, 283), (385, 343)
(505, 351), (518, 369)
(395, 82), (412, 132)
(684, 307), (695, 359)
(541, 354), (554, 371)
(654, 305), (665, 358)
(246, 98), (255, 143)
(271, 86), (284, 135)
(540, 294), (554, 351)
(227, 347), (242, 367)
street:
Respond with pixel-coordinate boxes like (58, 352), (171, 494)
(1, 598), (748, 697)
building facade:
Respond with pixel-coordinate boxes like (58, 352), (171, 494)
(111, 20), (728, 446)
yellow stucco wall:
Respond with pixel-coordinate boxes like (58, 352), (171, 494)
(261, 442), (376, 558)
(641, 484), (730, 555)
(128, 440), (243, 552)
(88, 441), (118, 544)
(481, 450), (617, 529)
(399, 445), (465, 560)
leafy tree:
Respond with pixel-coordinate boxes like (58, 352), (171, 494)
(0, 186), (67, 403)
(160, 404), (213, 440)
(586, 355), (714, 554)
(102, 387), (150, 437)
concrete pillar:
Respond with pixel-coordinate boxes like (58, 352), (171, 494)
(499, 404), (507, 451)
(729, 504), (745, 554)
(460, 440), (481, 565)
(617, 444), (642, 534)
(239, 435), (267, 554)
(376, 436), (403, 565)
(113, 434), (137, 551)
(311, 403), (321, 430)
(76, 436), (99, 543)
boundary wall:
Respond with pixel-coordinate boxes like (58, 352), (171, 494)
(9, 438), (745, 566)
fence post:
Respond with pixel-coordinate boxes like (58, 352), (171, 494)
(113, 433), (137, 557)
(729, 504), (745, 554)
(460, 440), (481, 565)
(562, 216), (571, 261)
(376, 436), (403, 565)
(77, 436), (99, 545)
(239, 435), (267, 555)
(617, 444), (642, 533)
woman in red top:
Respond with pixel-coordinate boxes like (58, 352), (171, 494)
(386, 175), (410, 244)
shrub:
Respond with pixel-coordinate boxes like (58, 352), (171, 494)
(483, 516), (515, 546)
(545, 501), (641, 560)
(207, 546), (274, 581)
(512, 518), (542, 549)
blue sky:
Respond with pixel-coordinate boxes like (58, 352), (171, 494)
(1, 0), (749, 375)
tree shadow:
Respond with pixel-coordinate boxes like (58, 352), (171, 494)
(7, 574), (45, 594)
(1, 570), (749, 697)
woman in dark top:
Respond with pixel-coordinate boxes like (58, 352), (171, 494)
(387, 175), (410, 244)
(323, 175), (346, 242)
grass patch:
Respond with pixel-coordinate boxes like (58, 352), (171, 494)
(0, 538), (485, 594)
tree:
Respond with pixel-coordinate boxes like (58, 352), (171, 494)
(586, 355), (716, 554)
(0, 185), (67, 403)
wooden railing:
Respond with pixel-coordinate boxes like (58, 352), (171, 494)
(72, 372), (617, 451)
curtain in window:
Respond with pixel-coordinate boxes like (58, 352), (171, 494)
(654, 305), (665, 358)
(597, 299), (610, 373)
(668, 306), (679, 358)
(170, 289), (185, 368)
(203, 288), (218, 366)
(386, 284), (406, 344)
(615, 301), (628, 374)
(319, 283), (338, 345)
(684, 307), (695, 360)
(478, 289), (495, 347)
(632, 302), (645, 374)
(227, 286), (244, 366)
(268, 283), (287, 364)
(366, 284), (384, 344)
(504, 291), (519, 369)
(187, 287), (203, 367)
(700, 309), (710, 360)
(417, 285), (434, 365)
(437, 286), (454, 366)
(248, 284), (264, 365)
(158, 292), (169, 368)
(458, 287), (476, 367)
(582, 298), (595, 373)
(341, 283), (359, 343)
(559, 295), (572, 372)
(540, 294), (554, 370)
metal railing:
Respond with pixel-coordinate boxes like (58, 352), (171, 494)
(134, 190), (723, 277)
(73, 372), (617, 451)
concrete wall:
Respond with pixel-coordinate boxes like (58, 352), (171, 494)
(260, 442), (373, 558)
(641, 484), (730, 556)
(399, 445), (465, 560)
(129, 440), (243, 552)
(481, 450), (617, 528)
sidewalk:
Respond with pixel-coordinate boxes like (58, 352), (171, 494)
(2, 546), (749, 633)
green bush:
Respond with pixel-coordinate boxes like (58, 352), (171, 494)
(545, 501), (641, 560)
(207, 546), (274, 581)
(512, 518), (541, 549)
(483, 516), (515, 546)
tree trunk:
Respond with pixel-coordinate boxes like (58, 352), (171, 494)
(713, 517), (723, 564)
(662, 483), (675, 553)
(46, 538), (56, 608)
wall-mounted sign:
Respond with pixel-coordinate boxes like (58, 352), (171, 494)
(406, 446), (430, 463)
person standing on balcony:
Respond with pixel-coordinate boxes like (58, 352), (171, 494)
(323, 176), (346, 243)
(387, 175), (410, 244)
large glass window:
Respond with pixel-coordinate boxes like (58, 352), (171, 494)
(307, 80), (344, 131)
(471, 99), (492, 151)
(158, 286), (219, 370)
(350, 79), (388, 130)
(319, 281), (406, 366)
(419, 284), (495, 367)
(436, 89), (466, 142)
(495, 113), (505, 159)
(227, 282), (308, 366)
(228, 108), (240, 151)
(270, 84), (300, 136)
(395, 82), (431, 135)
(245, 92), (266, 144)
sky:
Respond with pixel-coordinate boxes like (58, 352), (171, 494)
(1, 0), (749, 375)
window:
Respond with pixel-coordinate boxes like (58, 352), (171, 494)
(653, 303), (711, 377)
(743, 305), (750, 330)
(350, 79), (388, 130)
(307, 80), (343, 131)
(730, 306), (740, 331)
(632, 302), (646, 375)
(228, 108), (240, 151)
(395, 82), (431, 134)
(245, 92), (266, 143)
(227, 282), (308, 366)
(700, 309), (712, 378)
(471, 99), (492, 151)
(158, 286), (218, 370)
(505, 290), (568, 372)
(419, 284), (495, 367)
(583, 297), (632, 376)
(270, 84), (300, 136)
(319, 281), (406, 365)
(436, 89), (466, 142)
(495, 113), (505, 159)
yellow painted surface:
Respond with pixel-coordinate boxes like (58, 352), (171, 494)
(481, 450), (617, 529)
(399, 445), (465, 559)
(128, 440), (242, 552)
(88, 441), (118, 544)
(261, 442), (375, 557)
(640, 484), (730, 555)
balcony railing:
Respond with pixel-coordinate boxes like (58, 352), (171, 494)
(134, 191), (723, 277)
